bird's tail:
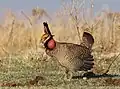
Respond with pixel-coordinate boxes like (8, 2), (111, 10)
(81, 32), (94, 49)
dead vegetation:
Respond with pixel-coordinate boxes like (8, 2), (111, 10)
(0, 0), (120, 88)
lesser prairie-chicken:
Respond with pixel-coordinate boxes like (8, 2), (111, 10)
(40, 22), (94, 80)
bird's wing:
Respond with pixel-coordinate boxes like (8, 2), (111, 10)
(66, 43), (94, 71)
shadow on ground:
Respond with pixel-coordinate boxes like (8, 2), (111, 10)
(72, 72), (120, 86)
(72, 72), (120, 79)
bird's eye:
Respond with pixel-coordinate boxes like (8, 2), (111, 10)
(44, 37), (48, 39)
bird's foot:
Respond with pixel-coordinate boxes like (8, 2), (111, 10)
(64, 70), (73, 81)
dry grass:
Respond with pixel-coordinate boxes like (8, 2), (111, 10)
(0, 1), (120, 88)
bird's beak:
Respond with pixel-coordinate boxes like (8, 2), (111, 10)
(52, 35), (55, 37)
(39, 42), (45, 49)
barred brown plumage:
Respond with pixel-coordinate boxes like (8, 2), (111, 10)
(40, 22), (94, 80)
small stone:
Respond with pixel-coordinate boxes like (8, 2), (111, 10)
(83, 77), (87, 80)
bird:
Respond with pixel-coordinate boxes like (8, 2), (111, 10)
(40, 22), (94, 80)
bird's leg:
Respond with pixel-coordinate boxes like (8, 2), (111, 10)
(64, 69), (73, 81)
(68, 71), (73, 80)
(64, 69), (69, 80)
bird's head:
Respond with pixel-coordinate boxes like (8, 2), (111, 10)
(40, 22), (56, 50)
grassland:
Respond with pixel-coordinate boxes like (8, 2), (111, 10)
(0, 1), (120, 88)
(0, 49), (120, 89)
